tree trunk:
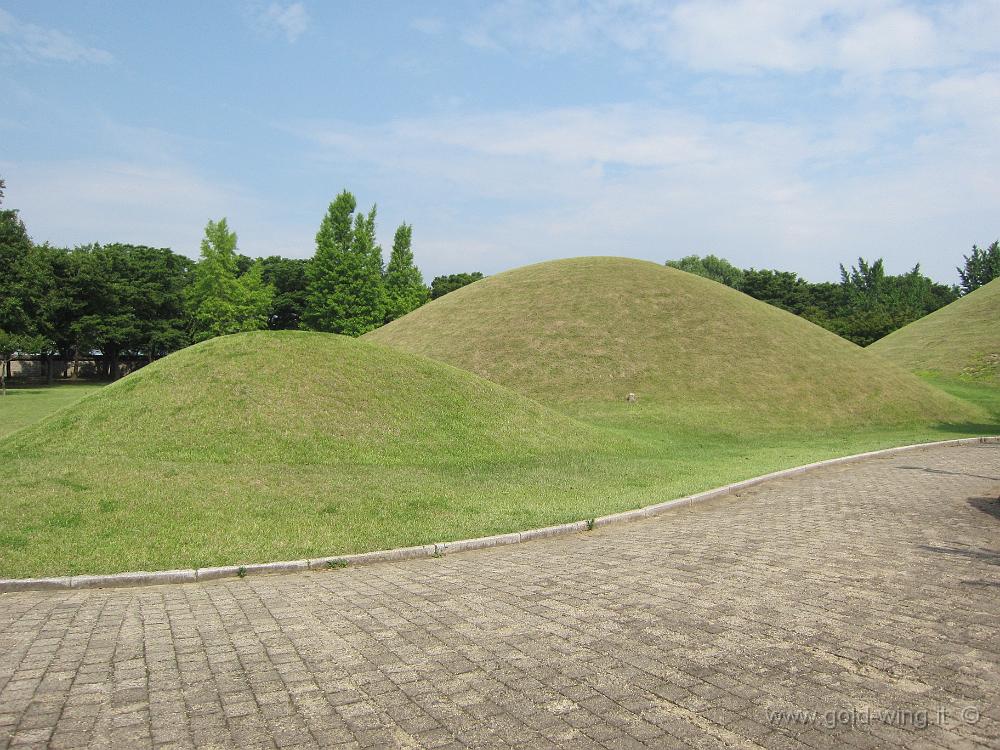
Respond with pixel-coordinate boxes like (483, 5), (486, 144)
(47, 353), (54, 385)
(1, 357), (6, 396)
(110, 350), (120, 381)
(72, 347), (79, 380)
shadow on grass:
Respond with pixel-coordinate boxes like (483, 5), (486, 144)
(2, 381), (105, 390)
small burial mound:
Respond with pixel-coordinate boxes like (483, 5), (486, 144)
(869, 277), (1000, 385)
(0, 331), (626, 577)
(7, 330), (608, 464)
(367, 257), (980, 430)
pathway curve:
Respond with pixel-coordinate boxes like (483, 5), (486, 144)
(1, 443), (999, 749)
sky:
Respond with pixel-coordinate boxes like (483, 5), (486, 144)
(1, 1), (999, 283)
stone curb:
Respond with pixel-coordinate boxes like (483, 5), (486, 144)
(2, 435), (996, 593)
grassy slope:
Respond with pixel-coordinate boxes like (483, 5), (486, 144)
(0, 383), (104, 439)
(368, 257), (980, 431)
(9, 331), (612, 465)
(2, 263), (995, 578)
(1, 331), (642, 576)
(869, 277), (1000, 384)
(919, 376), (1000, 423)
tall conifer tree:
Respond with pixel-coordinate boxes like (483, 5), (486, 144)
(385, 223), (429, 322)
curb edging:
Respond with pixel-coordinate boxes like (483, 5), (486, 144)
(3, 435), (997, 593)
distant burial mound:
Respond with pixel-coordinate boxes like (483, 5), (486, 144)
(870, 277), (1000, 385)
(367, 257), (979, 430)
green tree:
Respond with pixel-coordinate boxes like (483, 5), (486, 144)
(186, 219), (273, 342)
(665, 254), (744, 288)
(958, 241), (1000, 294)
(430, 272), (484, 299)
(737, 269), (812, 314)
(17, 244), (77, 382)
(0, 179), (69, 382)
(259, 256), (310, 329)
(833, 258), (956, 346)
(0, 178), (33, 339)
(384, 223), (429, 322)
(69, 245), (146, 379)
(303, 191), (387, 335)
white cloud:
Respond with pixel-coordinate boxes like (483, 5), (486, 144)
(923, 71), (1000, 126)
(259, 2), (310, 43)
(394, 107), (713, 167)
(289, 99), (1000, 282)
(464, 1), (1000, 75)
(665, 0), (954, 74)
(0, 8), (112, 64)
(0, 160), (310, 260)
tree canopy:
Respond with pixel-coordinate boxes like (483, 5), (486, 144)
(0, 171), (987, 383)
(430, 272), (485, 299)
(303, 191), (389, 336)
(958, 241), (1000, 294)
(186, 219), (273, 343)
(385, 223), (430, 322)
(665, 254), (745, 288)
(665, 254), (959, 347)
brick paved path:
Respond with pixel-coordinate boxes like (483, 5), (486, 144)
(1, 443), (999, 749)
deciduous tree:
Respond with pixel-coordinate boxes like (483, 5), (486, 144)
(665, 254), (744, 288)
(303, 191), (387, 335)
(187, 219), (273, 342)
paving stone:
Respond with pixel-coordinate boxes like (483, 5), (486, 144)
(0, 443), (997, 748)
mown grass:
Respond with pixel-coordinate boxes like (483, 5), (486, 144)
(0, 383), (105, 440)
(369, 257), (980, 430)
(870, 277), (1000, 385)
(0, 331), (627, 576)
(917, 376), (1000, 423)
(2, 418), (994, 578)
(1, 260), (996, 579)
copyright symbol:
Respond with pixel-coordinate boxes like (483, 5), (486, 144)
(961, 706), (980, 724)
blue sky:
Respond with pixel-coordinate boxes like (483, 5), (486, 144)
(2, 1), (999, 283)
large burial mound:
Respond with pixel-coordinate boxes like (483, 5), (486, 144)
(368, 257), (980, 430)
(869, 277), (1000, 384)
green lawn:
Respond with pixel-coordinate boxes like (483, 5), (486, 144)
(0, 330), (996, 579)
(917, 375), (1000, 423)
(0, 383), (105, 440)
(0, 420), (994, 579)
(2, 259), (998, 580)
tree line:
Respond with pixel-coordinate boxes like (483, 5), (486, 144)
(666, 246), (999, 347)
(3, 169), (996, 382)
(0, 180), (484, 381)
